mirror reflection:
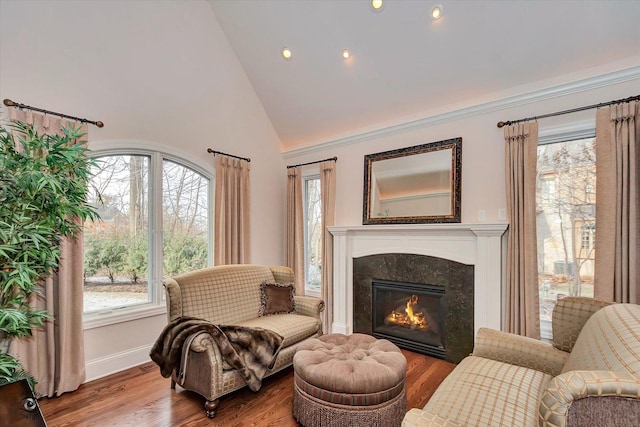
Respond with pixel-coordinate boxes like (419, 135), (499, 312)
(363, 138), (461, 224)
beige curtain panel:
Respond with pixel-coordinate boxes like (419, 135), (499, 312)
(214, 155), (251, 265)
(286, 167), (305, 295)
(7, 108), (88, 397)
(504, 122), (540, 339)
(319, 160), (336, 334)
(594, 101), (639, 303)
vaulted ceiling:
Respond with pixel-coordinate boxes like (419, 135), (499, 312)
(209, 0), (640, 152)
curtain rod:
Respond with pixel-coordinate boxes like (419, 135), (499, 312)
(206, 148), (251, 162)
(287, 156), (338, 169)
(496, 94), (640, 128)
(3, 98), (104, 128)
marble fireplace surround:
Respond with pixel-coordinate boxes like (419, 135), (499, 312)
(328, 223), (508, 336)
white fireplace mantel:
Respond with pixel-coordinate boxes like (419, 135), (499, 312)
(328, 223), (508, 336)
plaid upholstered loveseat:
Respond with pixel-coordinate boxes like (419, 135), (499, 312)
(162, 264), (324, 418)
(402, 297), (640, 426)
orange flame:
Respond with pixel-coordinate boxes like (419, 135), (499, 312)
(385, 294), (428, 329)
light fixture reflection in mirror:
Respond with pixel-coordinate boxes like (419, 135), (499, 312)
(363, 137), (462, 224)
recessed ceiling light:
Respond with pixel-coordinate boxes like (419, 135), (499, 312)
(371, 0), (384, 12)
(342, 49), (351, 60)
(431, 5), (443, 20)
(281, 47), (292, 60)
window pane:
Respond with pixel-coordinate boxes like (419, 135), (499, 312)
(84, 155), (150, 312)
(162, 160), (209, 277)
(537, 138), (595, 323)
(304, 178), (322, 294)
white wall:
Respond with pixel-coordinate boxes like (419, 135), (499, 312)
(283, 64), (640, 227)
(0, 0), (286, 381)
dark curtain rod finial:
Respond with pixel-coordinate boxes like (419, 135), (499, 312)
(3, 98), (104, 128)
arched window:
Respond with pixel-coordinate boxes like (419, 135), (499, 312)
(83, 150), (212, 319)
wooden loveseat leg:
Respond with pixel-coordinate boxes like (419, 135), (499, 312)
(205, 399), (220, 418)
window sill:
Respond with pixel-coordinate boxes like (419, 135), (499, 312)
(83, 304), (167, 330)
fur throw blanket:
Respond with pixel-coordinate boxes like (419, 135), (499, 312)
(150, 316), (284, 392)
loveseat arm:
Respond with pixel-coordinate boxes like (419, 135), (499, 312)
(174, 332), (225, 390)
(402, 408), (464, 427)
(294, 296), (325, 319)
(473, 328), (569, 377)
(163, 277), (183, 321)
(538, 370), (640, 427)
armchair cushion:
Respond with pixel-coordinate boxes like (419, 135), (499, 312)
(258, 281), (296, 316)
(420, 356), (552, 426)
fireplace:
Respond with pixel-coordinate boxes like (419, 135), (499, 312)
(372, 280), (446, 359)
(353, 253), (474, 363)
(328, 223), (508, 363)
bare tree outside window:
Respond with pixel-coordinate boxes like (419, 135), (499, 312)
(84, 155), (150, 312)
(304, 177), (322, 295)
(162, 160), (208, 277)
(536, 137), (595, 323)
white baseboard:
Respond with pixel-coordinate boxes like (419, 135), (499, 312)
(85, 344), (152, 383)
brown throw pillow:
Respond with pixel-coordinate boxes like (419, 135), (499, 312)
(259, 281), (296, 316)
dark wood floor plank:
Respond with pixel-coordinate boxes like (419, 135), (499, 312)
(39, 350), (455, 426)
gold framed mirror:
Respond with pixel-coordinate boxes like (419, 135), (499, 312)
(363, 137), (462, 224)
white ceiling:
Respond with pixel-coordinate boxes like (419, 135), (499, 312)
(209, 0), (640, 151)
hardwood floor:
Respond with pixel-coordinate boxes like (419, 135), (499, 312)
(39, 350), (455, 426)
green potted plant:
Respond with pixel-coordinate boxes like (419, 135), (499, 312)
(0, 120), (99, 388)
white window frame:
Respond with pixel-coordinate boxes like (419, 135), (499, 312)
(537, 121), (595, 340)
(83, 144), (214, 329)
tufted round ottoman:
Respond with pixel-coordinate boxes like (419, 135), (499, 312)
(292, 333), (407, 427)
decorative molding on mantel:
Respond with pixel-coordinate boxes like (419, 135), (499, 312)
(328, 223), (508, 234)
(328, 223), (508, 337)
(283, 66), (640, 158)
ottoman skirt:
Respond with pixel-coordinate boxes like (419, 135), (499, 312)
(293, 373), (407, 427)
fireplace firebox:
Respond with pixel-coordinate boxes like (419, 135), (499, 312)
(372, 279), (445, 359)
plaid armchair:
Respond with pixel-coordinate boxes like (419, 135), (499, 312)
(403, 297), (640, 427)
